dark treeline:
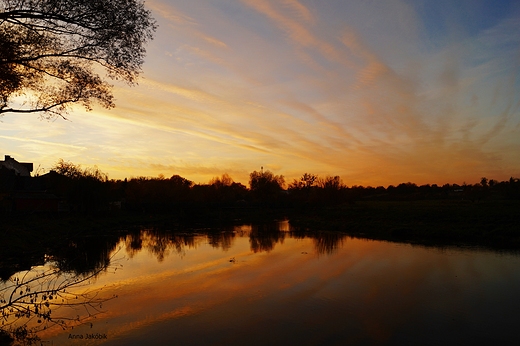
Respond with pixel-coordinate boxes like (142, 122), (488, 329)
(1, 160), (520, 214)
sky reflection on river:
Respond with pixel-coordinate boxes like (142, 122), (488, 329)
(33, 222), (520, 345)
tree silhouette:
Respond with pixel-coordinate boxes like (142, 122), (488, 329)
(0, 0), (156, 118)
(288, 173), (317, 190)
(202, 174), (248, 205)
(316, 175), (345, 205)
(249, 169), (285, 204)
(288, 173), (319, 207)
(50, 159), (109, 212)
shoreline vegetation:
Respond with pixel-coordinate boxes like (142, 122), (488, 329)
(1, 160), (520, 258)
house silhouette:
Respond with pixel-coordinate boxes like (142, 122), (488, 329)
(0, 155), (33, 176)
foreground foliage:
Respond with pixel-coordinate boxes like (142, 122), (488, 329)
(0, 0), (156, 118)
(0, 251), (119, 345)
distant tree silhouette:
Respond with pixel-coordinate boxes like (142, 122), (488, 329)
(396, 182), (418, 195)
(192, 174), (248, 207)
(317, 175), (342, 190)
(125, 175), (193, 212)
(288, 173), (319, 207)
(316, 175), (345, 205)
(249, 169), (285, 205)
(170, 174), (193, 188)
(5, 157), (520, 214)
(53, 159), (107, 181)
(51, 159), (109, 212)
(168, 174), (194, 206)
(288, 173), (317, 189)
(507, 177), (520, 199)
(209, 173), (234, 188)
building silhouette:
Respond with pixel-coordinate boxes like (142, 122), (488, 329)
(0, 155), (33, 176)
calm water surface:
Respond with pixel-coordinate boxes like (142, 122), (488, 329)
(6, 221), (520, 345)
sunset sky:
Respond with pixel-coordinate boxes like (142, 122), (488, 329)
(2, 0), (519, 187)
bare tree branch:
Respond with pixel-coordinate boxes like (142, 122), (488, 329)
(0, 250), (122, 344)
